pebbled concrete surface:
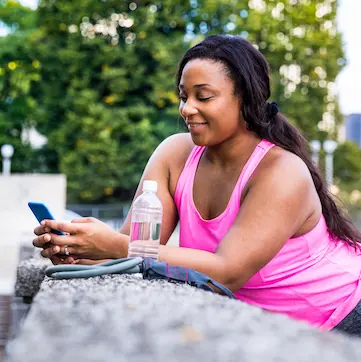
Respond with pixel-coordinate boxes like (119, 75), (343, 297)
(14, 258), (50, 298)
(5, 264), (361, 362)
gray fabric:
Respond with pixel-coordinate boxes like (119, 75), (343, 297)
(333, 298), (361, 336)
(44, 257), (235, 298)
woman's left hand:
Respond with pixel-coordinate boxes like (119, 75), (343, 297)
(33, 217), (128, 262)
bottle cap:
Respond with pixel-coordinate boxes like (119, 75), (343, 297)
(142, 180), (158, 193)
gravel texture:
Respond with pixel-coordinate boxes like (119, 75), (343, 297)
(14, 258), (50, 298)
(5, 264), (361, 362)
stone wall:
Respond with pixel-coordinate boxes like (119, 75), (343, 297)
(5, 258), (361, 362)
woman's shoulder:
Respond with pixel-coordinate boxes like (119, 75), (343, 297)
(157, 132), (194, 165)
(251, 144), (314, 189)
(265, 144), (309, 170)
(159, 132), (194, 149)
(260, 144), (323, 236)
(156, 133), (195, 196)
(247, 144), (321, 229)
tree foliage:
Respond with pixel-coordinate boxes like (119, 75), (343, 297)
(0, 0), (40, 172)
(334, 141), (361, 185)
(188, 0), (345, 139)
(0, 0), (350, 203)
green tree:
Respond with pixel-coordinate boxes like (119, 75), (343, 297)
(0, 0), (40, 171)
(334, 141), (361, 185)
(332, 141), (361, 222)
(0, 0), (346, 203)
(3, 0), (189, 201)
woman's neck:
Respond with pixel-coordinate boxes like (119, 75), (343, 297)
(203, 131), (262, 169)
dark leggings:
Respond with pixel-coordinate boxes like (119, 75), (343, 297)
(332, 299), (361, 337)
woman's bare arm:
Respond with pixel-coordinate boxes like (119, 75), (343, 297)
(119, 133), (191, 245)
(157, 152), (315, 291)
(35, 133), (192, 263)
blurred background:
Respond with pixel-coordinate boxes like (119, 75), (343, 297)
(0, 0), (360, 289)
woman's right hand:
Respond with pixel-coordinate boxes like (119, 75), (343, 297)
(33, 224), (67, 264)
(33, 217), (129, 264)
(33, 224), (82, 265)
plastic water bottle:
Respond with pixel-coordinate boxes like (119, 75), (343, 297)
(127, 180), (163, 260)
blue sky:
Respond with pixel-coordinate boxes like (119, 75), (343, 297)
(18, 0), (361, 114)
(336, 0), (361, 115)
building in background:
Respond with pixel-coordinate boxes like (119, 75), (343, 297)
(345, 114), (361, 148)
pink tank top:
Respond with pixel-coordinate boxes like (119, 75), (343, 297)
(174, 139), (361, 330)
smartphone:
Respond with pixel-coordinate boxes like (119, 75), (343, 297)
(28, 202), (65, 235)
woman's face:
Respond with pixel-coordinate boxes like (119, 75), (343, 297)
(178, 59), (244, 146)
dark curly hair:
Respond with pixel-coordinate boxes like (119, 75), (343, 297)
(176, 34), (361, 250)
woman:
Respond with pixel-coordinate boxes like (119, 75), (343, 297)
(33, 35), (361, 334)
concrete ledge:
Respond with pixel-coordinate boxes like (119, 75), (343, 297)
(14, 258), (50, 299)
(5, 261), (361, 362)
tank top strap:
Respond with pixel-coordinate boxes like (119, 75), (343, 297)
(184, 145), (205, 171)
(238, 139), (275, 192)
(175, 140), (274, 211)
(174, 145), (205, 205)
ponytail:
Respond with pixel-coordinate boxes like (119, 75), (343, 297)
(254, 111), (361, 250)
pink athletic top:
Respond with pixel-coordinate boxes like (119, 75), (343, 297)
(174, 139), (361, 330)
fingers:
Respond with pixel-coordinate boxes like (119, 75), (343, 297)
(48, 233), (74, 246)
(49, 255), (65, 265)
(63, 256), (76, 264)
(40, 245), (77, 265)
(41, 219), (81, 235)
(34, 225), (51, 236)
(41, 244), (77, 259)
(71, 217), (98, 224)
(58, 245), (78, 257)
(73, 258), (111, 265)
(33, 233), (52, 248)
(33, 233), (73, 248)
(45, 255), (111, 265)
(41, 245), (61, 259)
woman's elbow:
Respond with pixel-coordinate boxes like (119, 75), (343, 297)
(216, 259), (249, 292)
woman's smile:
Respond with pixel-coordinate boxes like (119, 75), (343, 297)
(187, 121), (208, 133)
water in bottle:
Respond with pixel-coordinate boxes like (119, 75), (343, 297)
(128, 180), (163, 260)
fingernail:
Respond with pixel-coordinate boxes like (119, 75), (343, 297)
(53, 246), (60, 253)
(45, 235), (51, 242)
(41, 221), (45, 226)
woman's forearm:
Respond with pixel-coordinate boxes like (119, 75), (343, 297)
(115, 234), (235, 290)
